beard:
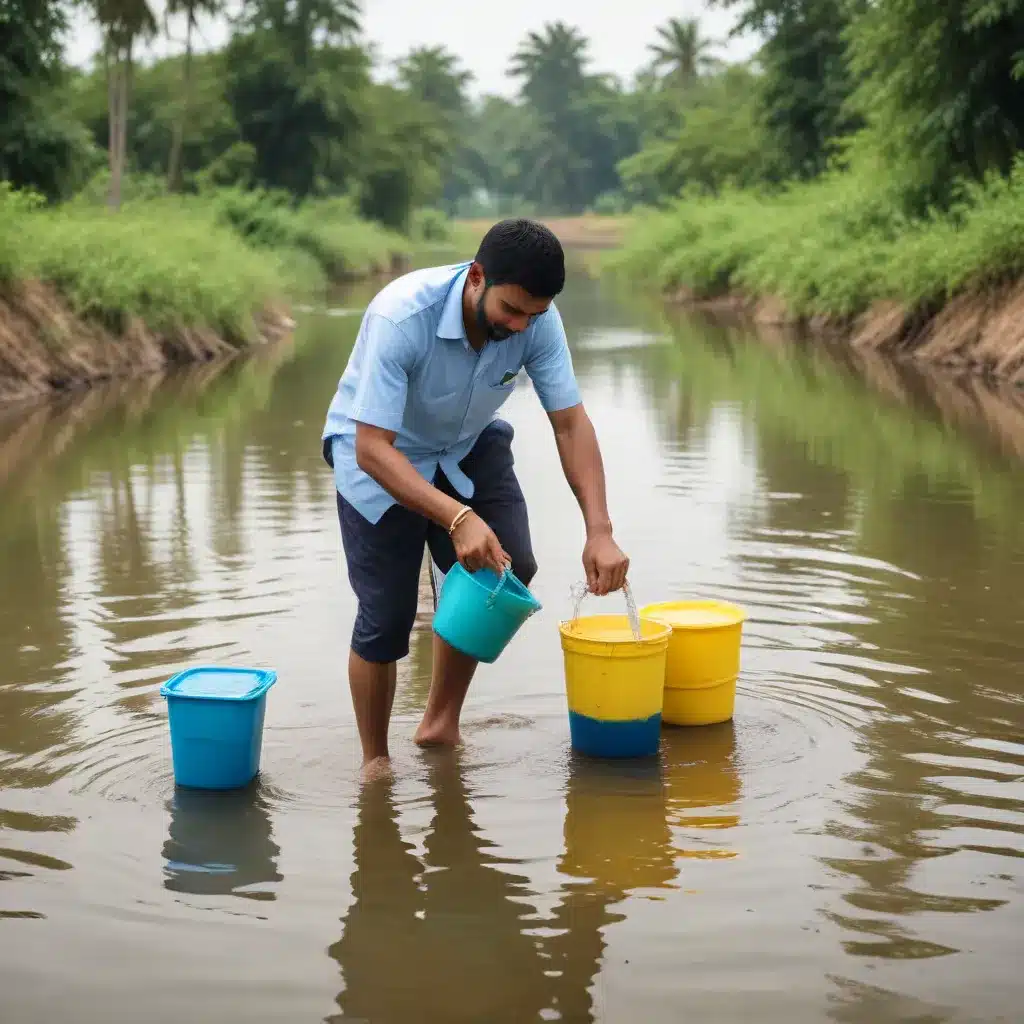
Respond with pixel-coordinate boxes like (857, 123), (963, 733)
(476, 284), (515, 341)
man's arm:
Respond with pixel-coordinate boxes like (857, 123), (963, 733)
(548, 403), (629, 595)
(356, 426), (509, 574)
(548, 403), (613, 538)
(355, 423), (462, 529)
(525, 304), (629, 595)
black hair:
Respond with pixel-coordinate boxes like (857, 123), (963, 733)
(474, 218), (565, 298)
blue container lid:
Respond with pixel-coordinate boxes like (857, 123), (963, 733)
(160, 666), (277, 702)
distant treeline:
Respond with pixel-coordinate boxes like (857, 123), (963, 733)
(4, 2), (1024, 226)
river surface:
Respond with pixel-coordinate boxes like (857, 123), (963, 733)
(1, 255), (1022, 1023)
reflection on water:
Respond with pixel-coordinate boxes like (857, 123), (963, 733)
(0, 255), (1022, 1022)
(329, 756), (555, 1023)
(163, 781), (282, 904)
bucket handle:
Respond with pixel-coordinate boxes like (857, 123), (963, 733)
(485, 562), (512, 609)
(566, 578), (640, 634)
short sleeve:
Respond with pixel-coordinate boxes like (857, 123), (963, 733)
(523, 302), (581, 413)
(350, 314), (416, 432)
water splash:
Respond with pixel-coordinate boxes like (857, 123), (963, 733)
(622, 580), (641, 640)
(567, 579), (642, 641)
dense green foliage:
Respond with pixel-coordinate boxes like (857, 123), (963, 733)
(0, 1), (422, 343)
(609, 158), (1024, 317)
(0, 184), (286, 340)
(0, 3), (798, 219)
(4, 0), (1024, 336)
(610, 0), (1024, 319)
(0, 1), (96, 199)
(0, 178), (414, 326)
(211, 189), (405, 280)
(5, 2), (1024, 219)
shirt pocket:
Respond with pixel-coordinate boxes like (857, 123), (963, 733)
(488, 366), (521, 391)
(461, 366), (519, 438)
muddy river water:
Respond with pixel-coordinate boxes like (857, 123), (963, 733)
(0, 256), (1022, 1022)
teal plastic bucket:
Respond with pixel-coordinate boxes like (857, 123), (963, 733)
(160, 666), (277, 790)
(433, 564), (542, 663)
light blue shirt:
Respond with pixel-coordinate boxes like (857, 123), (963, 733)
(321, 261), (582, 524)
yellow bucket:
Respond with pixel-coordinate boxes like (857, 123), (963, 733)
(639, 599), (747, 726)
(558, 614), (672, 758)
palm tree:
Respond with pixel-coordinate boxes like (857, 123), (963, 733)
(91, 0), (158, 209)
(508, 21), (590, 116)
(165, 0), (223, 192)
(395, 45), (473, 118)
(647, 16), (721, 89)
(239, 0), (361, 65)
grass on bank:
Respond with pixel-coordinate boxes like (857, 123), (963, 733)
(211, 188), (408, 282)
(0, 184), (415, 346)
(606, 156), (1024, 320)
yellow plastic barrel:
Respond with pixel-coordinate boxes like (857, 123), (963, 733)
(558, 614), (672, 758)
(639, 599), (747, 726)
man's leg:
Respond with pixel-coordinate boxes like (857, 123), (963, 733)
(415, 419), (538, 747)
(337, 492), (427, 773)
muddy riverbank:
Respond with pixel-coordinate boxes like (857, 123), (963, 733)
(0, 281), (296, 406)
(671, 283), (1024, 388)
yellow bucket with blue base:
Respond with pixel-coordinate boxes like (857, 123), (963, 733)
(558, 614), (672, 758)
(640, 599), (746, 726)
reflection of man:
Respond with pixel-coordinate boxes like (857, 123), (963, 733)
(321, 219), (630, 778)
(327, 760), (556, 1022)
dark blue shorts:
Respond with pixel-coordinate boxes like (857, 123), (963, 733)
(327, 419), (538, 663)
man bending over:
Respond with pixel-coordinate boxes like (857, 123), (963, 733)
(321, 218), (629, 779)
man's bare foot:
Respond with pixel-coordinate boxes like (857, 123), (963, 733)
(413, 717), (461, 748)
(360, 755), (393, 783)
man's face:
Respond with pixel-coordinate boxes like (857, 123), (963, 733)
(470, 266), (552, 342)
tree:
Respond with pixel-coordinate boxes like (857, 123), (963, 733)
(845, 0), (1024, 200)
(646, 17), (721, 90)
(238, 0), (360, 65)
(353, 84), (449, 229)
(224, 26), (369, 199)
(394, 45), (475, 213)
(711, 0), (863, 180)
(91, 0), (159, 208)
(508, 22), (603, 212)
(508, 21), (589, 115)
(66, 48), (241, 186)
(619, 63), (782, 202)
(395, 45), (472, 119)
(0, 0), (94, 198)
(165, 0), (224, 192)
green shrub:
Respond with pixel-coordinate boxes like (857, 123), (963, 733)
(211, 188), (407, 279)
(2, 184), (413, 346)
(410, 206), (452, 243)
(608, 157), (1024, 318)
(5, 194), (287, 342)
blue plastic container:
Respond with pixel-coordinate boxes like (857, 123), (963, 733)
(160, 666), (277, 790)
(432, 563), (542, 663)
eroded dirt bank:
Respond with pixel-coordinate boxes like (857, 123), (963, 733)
(674, 282), (1024, 388)
(0, 281), (294, 406)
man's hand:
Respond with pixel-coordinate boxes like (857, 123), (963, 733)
(452, 511), (510, 575)
(583, 530), (629, 596)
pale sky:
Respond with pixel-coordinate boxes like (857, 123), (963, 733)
(65, 0), (761, 97)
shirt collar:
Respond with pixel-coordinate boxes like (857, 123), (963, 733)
(436, 264), (471, 341)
